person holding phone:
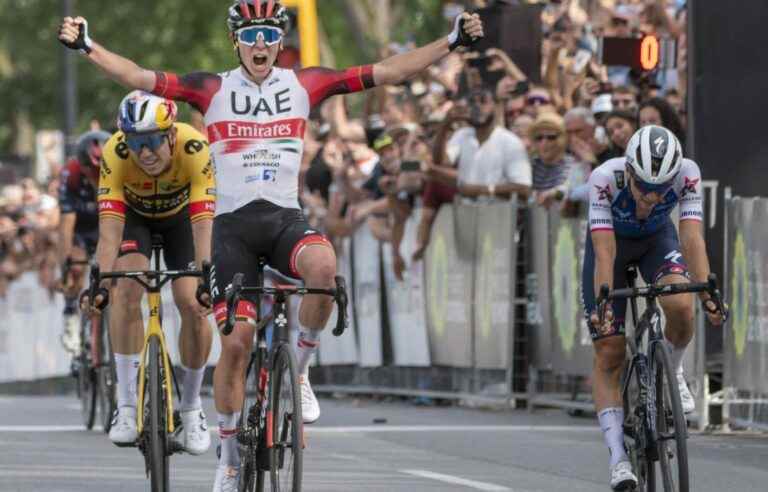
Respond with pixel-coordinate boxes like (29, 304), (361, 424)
(454, 87), (532, 202)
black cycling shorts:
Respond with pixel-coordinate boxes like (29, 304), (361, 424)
(209, 200), (330, 327)
(74, 229), (99, 257)
(581, 220), (690, 340)
(118, 207), (195, 272)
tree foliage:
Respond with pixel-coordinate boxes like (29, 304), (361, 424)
(0, 0), (445, 155)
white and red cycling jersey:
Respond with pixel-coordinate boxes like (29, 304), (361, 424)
(152, 65), (375, 215)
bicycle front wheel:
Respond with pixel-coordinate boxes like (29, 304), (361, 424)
(78, 315), (97, 430)
(99, 314), (117, 433)
(652, 342), (689, 492)
(239, 352), (266, 492)
(146, 336), (169, 492)
(269, 344), (302, 491)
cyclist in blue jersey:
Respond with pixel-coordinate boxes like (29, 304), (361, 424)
(583, 125), (727, 490)
(58, 130), (110, 354)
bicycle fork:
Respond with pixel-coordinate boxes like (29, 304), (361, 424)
(136, 291), (176, 434)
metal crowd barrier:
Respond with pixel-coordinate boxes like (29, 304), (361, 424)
(719, 190), (768, 431)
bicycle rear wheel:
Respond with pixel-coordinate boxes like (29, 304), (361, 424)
(146, 336), (169, 492)
(269, 344), (302, 491)
(239, 353), (266, 492)
(652, 342), (689, 492)
(98, 314), (117, 433)
(78, 314), (97, 430)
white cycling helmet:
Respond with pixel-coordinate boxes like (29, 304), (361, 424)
(625, 125), (682, 191)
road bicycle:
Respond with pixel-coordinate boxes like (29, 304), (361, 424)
(597, 267), (727, 491)
(64, 257), (117, 433)
(88, 234), (207, 492)
(219, 257), (349, 492)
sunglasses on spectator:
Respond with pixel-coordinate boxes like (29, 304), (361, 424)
(125, 131), (169, 153)
(527, 95), (550, 106)
(612, 98), (635, 108)
(236, 26), (284, 47)
(534, 134), (559, 142)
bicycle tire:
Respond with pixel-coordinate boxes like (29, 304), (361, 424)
(239, 353), (266, 492)
(147, 336), (169, 492)
(99, 315), (117, 433)
(652, 342), (689, 492)
(269, 344), (302, 491)
(622, 361), (653, 491)
(78, 314), (97, 430)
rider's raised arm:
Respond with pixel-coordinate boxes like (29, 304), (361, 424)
(58, 17), (155, 91)
(373, 12), (484, 86)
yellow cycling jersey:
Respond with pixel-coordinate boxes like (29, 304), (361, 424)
(98, 123), (216, 222)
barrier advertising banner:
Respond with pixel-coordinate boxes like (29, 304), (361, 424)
(725, 197), (768, 393)
(473, 201), (518, 369)
(318, 237), (359, 365)
(381, 209), (430, 367)
(352, 225), (383, 367)
(548, 213), (593, 376)
(0, 273), (69, 382)
(424, 205), (474, 367)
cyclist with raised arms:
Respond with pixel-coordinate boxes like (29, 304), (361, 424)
(583, 125), (727, 490)
(58, 130), (110, 354)
(59, 2), (483, 488)
(85, 92), (216, 456)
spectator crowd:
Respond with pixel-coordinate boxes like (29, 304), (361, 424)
(1, 0), (690, 294)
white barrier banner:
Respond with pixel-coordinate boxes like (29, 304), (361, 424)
(352, 225), (383, 367)
(381, 209), (430, 367)
(0, 273), (69, 382)
(318, 237), (359, 365)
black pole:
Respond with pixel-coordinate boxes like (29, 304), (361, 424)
(62, 0), (77, 156)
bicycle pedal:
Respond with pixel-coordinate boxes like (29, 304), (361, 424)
(113, 440), (138, 449)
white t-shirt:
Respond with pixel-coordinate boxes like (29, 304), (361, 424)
(450, 126), (532, 187)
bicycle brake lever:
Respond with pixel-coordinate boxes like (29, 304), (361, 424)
(332, 275), (348, 337)
(222, 273), (245, 336)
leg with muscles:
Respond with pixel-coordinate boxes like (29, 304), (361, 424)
(171, 276), (213, 454)
(108, 252), (148, 445)
(212, 317), (254, 488)
(658, 273), (696, 413)
(593, 336), (638, 490)
(294, 241), (337, 424)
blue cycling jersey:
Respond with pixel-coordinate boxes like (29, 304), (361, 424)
(587, 157), (703, 239)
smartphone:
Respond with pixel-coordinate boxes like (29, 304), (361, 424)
(571, 49), (592, 74)
(400, 160), (421, 172)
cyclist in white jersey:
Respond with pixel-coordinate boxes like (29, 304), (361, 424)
(59, 2), (483, 489)
(584, 125), (727, 489)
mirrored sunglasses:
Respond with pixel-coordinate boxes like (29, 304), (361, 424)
(125, 132), (168, 153)
(237, 26), (284, 47)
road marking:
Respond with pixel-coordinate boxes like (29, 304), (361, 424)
(305, 425), (595, 434)
(0, 424), (595, 433)
(401, 469), (511, 491)
(0, 425), (100, 432)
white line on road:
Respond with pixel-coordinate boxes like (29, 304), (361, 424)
(401, 469), (511, 491)
(305, 425), (595, 434)
(0, 424), (595, 433)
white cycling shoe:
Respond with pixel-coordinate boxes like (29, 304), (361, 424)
(173, 408), (211, 455)
(610, 460), (638, 491)
(299, 375), (320, 424)
(109, 406), (138, 446)
(212, 464), (240, 492)
(676, 369), (695, 414)
(61, 315), (81, 355)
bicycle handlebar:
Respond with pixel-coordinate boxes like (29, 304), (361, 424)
(221, 274), (350, 337)
(87, 261), (206, 307)
(596, 273), (728, 325)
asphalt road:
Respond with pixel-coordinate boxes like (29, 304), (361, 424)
(1, 394), (767, 491)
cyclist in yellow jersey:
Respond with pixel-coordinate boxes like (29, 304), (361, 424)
(88, 91), (215, 454)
